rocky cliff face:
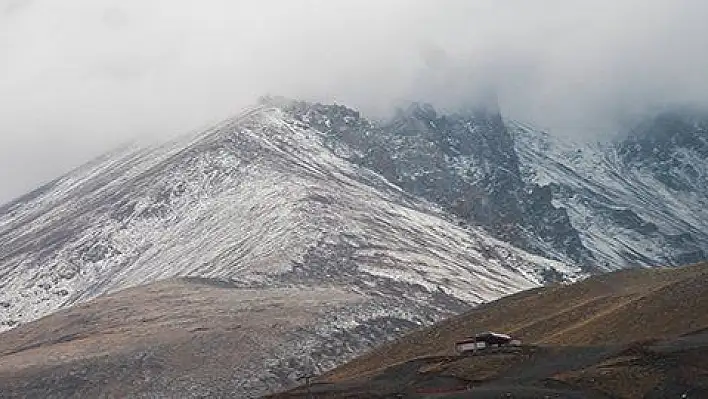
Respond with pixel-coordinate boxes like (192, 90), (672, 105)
(276, 97), (708, 270)
(277, 99), (590, 267)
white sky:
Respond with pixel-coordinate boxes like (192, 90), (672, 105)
(2, 0), (708, 204)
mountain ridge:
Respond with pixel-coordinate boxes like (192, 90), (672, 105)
(0, 102), (574, 395)
(1, 97), (707, 396)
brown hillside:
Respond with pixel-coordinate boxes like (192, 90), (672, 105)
(0, 279), (362, 398)
(322, 262), (708, 383)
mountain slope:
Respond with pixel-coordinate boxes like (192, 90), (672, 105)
(276, 99), (591, 266)
(273, 261), (708, 398)
(0, 279), (364, 397)
(2, 98), (707, 396)
(0, 104), (572, 396)
(512, 113), (708, 269)
(274, 98), (708, 270)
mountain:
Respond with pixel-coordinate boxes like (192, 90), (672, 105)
(275, 99), (708, 270)
(276, 99), (591, 267)
(1, 97), (707, 396)
(0, 103), (572, 396)
(512, 110), (708, 269)
(271, 261), (708, 398)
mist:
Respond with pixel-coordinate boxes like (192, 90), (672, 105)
(2, 0), (708, 204)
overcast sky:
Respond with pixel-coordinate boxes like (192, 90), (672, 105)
(2, 0), (708, 204)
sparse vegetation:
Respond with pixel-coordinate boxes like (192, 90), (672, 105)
(271, 262), (708, 398)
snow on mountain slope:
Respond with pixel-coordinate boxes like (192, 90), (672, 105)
(0, 105), (573, 350)
(276, 100), (591, 267)
(511, 117), (708, 270)
(3, 97), (707, 395)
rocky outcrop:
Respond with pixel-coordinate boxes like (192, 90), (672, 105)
(276, 98), (591, 267)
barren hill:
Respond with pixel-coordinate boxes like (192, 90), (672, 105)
(273, 262), (708, 398)
(0, 278), (366, 397)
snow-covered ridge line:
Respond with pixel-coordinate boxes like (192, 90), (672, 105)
(0, 104), (575, 335)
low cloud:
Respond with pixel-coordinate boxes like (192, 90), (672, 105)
(2, 0), (708, 202)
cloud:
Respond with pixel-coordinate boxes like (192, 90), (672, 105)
(1, 0), (708, 203)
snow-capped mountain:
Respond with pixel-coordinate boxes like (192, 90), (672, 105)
(272, 97), (707, 271)
(512, 111), (708, 269)
(0, 101), (576, 394)
(1, 97), (706, 395)
(277, 99), (591, 267)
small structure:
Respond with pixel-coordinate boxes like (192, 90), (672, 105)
(455, 331), (521, 354)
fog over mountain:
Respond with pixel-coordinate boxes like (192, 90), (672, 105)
(2, 0), (708, 204)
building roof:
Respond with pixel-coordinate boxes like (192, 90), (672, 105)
(475, 331), (511, 340)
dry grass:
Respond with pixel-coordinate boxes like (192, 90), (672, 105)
(0, 279), (362, 397)
(553, 362), (666, 399)
(323, 262), (708, 381)
(433, 353), (526, 381)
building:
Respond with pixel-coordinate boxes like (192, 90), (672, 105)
(455, 331), (521, 353)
